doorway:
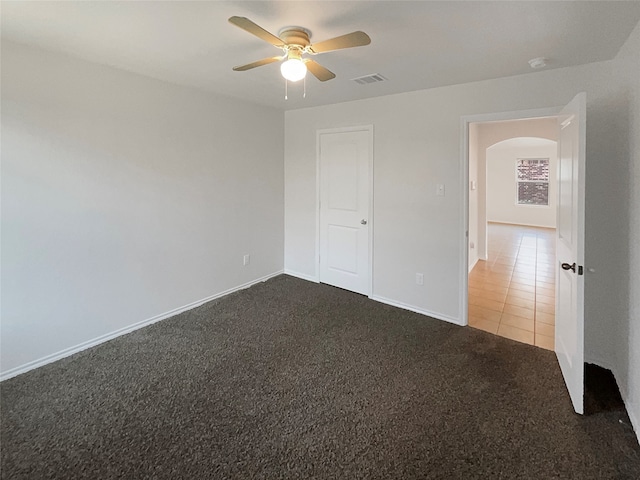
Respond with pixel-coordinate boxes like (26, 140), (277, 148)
(466, 118), (559, 350)
(462, 94), (587, 414)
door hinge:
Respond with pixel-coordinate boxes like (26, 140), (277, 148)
(578, 265), (584, 275)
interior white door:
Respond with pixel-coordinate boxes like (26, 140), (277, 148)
(556, 92), (586, 414)
(319, 129), (370, 295)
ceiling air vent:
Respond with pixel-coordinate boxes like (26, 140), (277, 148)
(351, 73), (387, 85)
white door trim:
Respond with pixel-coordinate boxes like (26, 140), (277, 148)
(459, 106), (561, 326)
(316, 125), (374, 296)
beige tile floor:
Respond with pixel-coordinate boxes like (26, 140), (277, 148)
(468, 223), (555, 350)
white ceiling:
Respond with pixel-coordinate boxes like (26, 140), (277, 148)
(2, 1), (640, 111)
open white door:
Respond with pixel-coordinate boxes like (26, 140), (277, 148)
(319, 128), (371, 295)
(556, 92), (586, 414)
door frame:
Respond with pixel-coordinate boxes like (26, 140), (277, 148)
(459, 107), (561, 326)
(316, 125), (374, 296)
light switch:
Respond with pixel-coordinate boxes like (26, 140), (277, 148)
(436, 184), (445, 197)
(470, 181), (476, 191)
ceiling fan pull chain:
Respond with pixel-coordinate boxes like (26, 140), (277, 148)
(303, 75), (306, 98)
(284, 78), (288, 100)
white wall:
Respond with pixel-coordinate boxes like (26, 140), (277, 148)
(284, 46), (633, 389)
(0, 41), (284, 376)
(486, 138), (557, 228)
(612, 21), (640, 442)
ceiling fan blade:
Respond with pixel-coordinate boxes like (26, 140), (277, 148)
(309, 31), (371, 54)
(233, 56), (284, 71)
(305, 60), (336, 82)
(228, 16), (284, 47)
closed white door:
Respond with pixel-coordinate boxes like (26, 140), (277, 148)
(556, 92), (586, 414)
(319, 129), (371, 295)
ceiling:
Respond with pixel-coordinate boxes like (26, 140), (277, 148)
(2, 1), (640, 111)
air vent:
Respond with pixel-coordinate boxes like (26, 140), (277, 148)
(351, 73), (387, 85)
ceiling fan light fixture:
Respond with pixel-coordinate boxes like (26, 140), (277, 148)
(281, 57), (307, 82)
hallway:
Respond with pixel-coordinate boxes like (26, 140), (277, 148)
(468, 223), (555, 350)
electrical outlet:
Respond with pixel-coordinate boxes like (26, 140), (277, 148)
(470, 242), (475, 249)
(243, 254), (250, 266)
(436, 184), (445, 197)
(416, 273), (424, 285)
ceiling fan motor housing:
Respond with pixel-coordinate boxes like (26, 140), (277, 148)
(278, 27), (311, 48)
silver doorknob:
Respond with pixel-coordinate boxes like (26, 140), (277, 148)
(361, 219), (367, 225)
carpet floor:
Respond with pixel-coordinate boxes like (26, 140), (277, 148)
(2, 275), (639, 479)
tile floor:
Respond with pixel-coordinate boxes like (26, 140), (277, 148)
(468, 222), (555, 350)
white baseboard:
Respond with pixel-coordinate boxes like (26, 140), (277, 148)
(369, 295), (463, 326)
(622, 392), (640, 445)
(0, 270), (284, 382)
(628, 407), (640, 445)
(616, 374), (640, 445)
(601, 361), (640, 445)
(282, 274), (462, 326)
(283, 269), (319, 283)
(468, 257), (479, 273)
(487, 220), (556, 230)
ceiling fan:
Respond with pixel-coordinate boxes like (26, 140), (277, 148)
(228, 16), (371, 83)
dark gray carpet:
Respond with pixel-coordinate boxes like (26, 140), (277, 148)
(2, 275), (639, 479)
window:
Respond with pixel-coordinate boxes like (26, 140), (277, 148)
(516, 158), (549, 205)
